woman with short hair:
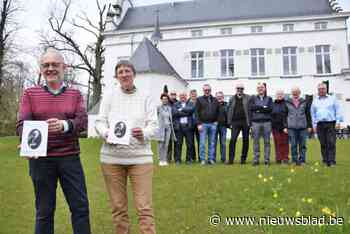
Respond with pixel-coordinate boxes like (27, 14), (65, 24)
(157, 93), (176, 166)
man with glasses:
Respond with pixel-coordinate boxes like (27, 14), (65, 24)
(311, 83), (343, 167)
(227, 83), (251, 164)
(16, 48), (91, 234)
(195, 84), (220, 165)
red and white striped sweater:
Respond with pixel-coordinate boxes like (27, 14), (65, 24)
(16, 86), (87, 157)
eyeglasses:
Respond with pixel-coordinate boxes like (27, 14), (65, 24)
(40, 62), (63, 69)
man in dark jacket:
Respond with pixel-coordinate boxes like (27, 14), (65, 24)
(284, 87), (312, 165)
(167, 91), (178, 162)
(271, 90), (289, 164)
(227, 83), (250, 164)
(188, 89), (199, 162)
(214, 91), (228, 163)
(172, 92), (195, 164)
(196, 84), (220, 165)
(249, 83), (273, 166)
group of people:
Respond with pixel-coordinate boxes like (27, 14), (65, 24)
(16, 49), (343, 234)
(157, 82), (343, 167)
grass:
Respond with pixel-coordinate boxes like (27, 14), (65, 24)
(0, 136), (350, 234)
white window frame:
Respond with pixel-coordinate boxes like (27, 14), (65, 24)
(220, 27), (232, 35)
(251, 25), (263, 33)
(191, 29), (203, 37)
(250, 48), (266, 76)
(315, 22), (328, 30)
(282, 47), (298, 75)
(191, 51), (204, 78)
(220, 49), (234, 77)
(283, 24), (294, 32)
(315, 45), (331, 74)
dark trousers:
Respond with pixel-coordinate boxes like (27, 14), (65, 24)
(229, 122), (250, 163)
(29, 155), (91, 234)
(174, 126), (195, 163)
(214, 125), (227, 162)
(317, 121), (337, 164)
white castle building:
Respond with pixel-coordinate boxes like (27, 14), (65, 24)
(101, 0), (350, 126)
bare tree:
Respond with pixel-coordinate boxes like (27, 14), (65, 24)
(0, 0), (20, 92)
(41, 0), (107, 109)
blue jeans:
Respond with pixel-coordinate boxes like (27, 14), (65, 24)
(29, 155), (91, 234)
(288, 128), (308, 163)
(199, 123), (217, 162)
(214, 125), (227, 162)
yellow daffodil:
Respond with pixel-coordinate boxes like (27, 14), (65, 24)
(301, 197), (306, 202)
(315, 162), (319, 166)
(290, 168), (295, 173)
(269, 176), (273, 181)
(287, 178), (292, 183)
(321, 207), (332, 215)
(273, 193), (278, 198)
(279, 208), (284, 212)
(295, 211), (301, 217)
(258, 174), (263, 179)
(307, 198), (313, 204)
(314, 168), (319, 173)
(331, 212), (336, 217)
(263, 178), (268, 183)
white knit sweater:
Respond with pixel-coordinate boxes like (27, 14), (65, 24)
(95, 83), (158, 165)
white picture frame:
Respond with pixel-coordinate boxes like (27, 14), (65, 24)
(107, 119), (133, 145)
(20, 121), (49, 158)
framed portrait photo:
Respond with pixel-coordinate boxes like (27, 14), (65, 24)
(20, 121), (49, 158)
(107, 119), (133, 145)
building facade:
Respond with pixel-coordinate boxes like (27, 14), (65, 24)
(103, 0), (350, 125)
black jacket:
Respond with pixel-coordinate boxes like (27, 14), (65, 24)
(217, 101), (228, 127)
(248, 95), (273, 123)
(271, 99), (288, 131)
(195, 95), (219, 124)
(172, 101), (195, 130)
(227, 94), (250, 126)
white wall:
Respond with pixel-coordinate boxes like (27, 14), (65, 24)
(87, 73), (188, 137)
(133, 73), (188, 101)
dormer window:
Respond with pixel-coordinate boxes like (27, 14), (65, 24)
(220, 27), (232, 35)
(191, 29), (203, 37)
(251, 26), (263, 33)
(283, 24), (294, 32)
(315, 22), (328, 30)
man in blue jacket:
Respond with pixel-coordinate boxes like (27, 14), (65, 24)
(172, 92), (195, 164)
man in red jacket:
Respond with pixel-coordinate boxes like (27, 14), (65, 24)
(16, 48), (91, 234)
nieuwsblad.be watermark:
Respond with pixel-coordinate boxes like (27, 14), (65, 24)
(209, 213), (344, 226)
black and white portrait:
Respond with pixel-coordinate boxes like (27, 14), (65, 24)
(114, 121), (127, 138)
(27, 129), (42, 150)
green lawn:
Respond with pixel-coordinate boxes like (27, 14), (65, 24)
(0, 137), (350, 234)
